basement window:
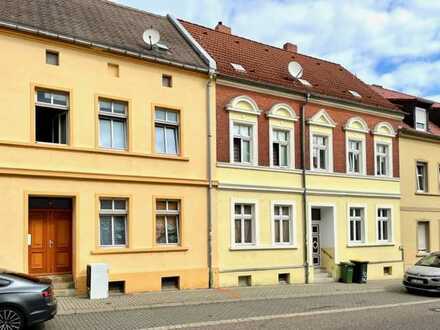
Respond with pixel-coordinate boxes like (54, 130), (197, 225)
(278, 273), (290, 284)
(35, 89), (69, 144)
(161, 276), (180, 290)
(383, 267), (392, 276)
(238, 275), (251, 287)
(108, 281), (125, 295)
(46, 50), (59, 66)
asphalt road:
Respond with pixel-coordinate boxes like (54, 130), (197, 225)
(33, 288), (440, 330)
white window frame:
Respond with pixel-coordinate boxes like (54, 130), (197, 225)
(415, 107), (427, 131)
(417, 221), (430, 253)
(271, 201), (296, 246)
(99, 198), (128, 248)
(347, 205), (367, 244)
(374, 141), (393, 177)
(229, 120), (258, 165)
(269, 126), (294, 168)
(346, 138), (365, 175)
(98, 99), (128, 150)
(310, 133), (333, 172)
(155, 108), (180, 155)
(155, 200), (180, 245)
(416, 161), (428, 192)
(230, 199), (259, 247)
(376, 206), (392, 243)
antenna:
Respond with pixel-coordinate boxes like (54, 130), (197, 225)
(288, 61), (303, 79)
(142, 28), (160, 49)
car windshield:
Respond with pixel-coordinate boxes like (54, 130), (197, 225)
(416, 255), (440, 268)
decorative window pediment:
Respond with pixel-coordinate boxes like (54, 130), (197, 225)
(226, 95), (261, 115)
(344, 117), (369, 133)
(373, 122), (396, 137)
(267, 103), (298, 122)
(307, 109), (336, 128)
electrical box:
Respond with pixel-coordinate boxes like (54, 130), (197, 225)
(87, 263), (109, 299)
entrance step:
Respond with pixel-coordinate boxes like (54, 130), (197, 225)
(38, 274), (76, 296)
(313, 268), (335, 283)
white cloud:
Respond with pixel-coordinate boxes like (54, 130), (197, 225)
(114, 0), (440, 99)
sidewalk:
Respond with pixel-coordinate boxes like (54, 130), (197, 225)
(57, 280), (403, 315)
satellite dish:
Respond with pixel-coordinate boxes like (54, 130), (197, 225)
(143, 28), (160, 48)
(288, 61), (303, 79)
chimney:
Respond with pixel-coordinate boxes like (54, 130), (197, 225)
(283, 42), (297, 53)
(215, 21), (231, 34)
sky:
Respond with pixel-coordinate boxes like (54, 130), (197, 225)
(112, 0), (440, 101)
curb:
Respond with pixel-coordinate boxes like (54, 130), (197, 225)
(57, 287), (397, 315)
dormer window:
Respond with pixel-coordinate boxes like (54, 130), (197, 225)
(415, 107), (427, 131)
(231, 63), (246, 73)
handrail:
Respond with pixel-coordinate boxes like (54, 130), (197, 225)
(321, 248), (334, 260)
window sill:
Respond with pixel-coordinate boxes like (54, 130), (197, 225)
(415, 192), (440, 197)
(347, 242), (395, 248)
(230, 245), (298, 251)
(0, 140), (190, 161)
(91, 246), (189, 255)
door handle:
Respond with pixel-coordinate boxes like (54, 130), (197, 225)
(48, 240), (54, 248)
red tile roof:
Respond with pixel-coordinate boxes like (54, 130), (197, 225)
(370, 85), (416, 100)
(181, 20), (399, 112)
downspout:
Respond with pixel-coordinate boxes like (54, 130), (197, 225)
(301, 93), (311, 284)
(207, 73), (215, 288)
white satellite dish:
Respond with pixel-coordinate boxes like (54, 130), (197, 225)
(288, 61), (303, 79)
(143, 28), (160, 48)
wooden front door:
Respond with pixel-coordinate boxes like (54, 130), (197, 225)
(28, 209), (72, 274)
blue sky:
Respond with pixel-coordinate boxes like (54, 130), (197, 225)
(113, 0), (440, 101)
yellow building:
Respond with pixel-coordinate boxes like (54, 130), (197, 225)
(0, 1), (216, 294)
(372, 85), (440, 269)
(184, 21), (405, 286)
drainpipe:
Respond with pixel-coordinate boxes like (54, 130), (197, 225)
(301, 93), (311, 284)
(207, 73), (215, 288)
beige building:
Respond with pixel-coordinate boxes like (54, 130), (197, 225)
(372, 85), (440, 268)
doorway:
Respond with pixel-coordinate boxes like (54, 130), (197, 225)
(311, 208), (321, 266)
(28, 197), (72, 275)
(310, 205), (336, 270)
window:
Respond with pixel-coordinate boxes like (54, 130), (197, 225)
(375, 143), (390, 176)
(347, 140), (362, 174)
(156, 200), (180, 244)
(415, 107), (427, 131)
(155, 108), (179, 155)
(273, 205), (292, 244)
(312, 135), (328, 170)
(416, 162), (428, 192)
(162, 74), (172, 87)
(46, 50), (59, 65)
(35, 89), (69, 144)
(272, 129), (290, 167)
(99, 199), (127, 247)
(99, 99), (127, 149)
(377, 208), (391, 242)
(417, 222), (430, 252)
(349, 207), (364, 243)
(232, 123), (252, 163)
(234, 203), (255, 244)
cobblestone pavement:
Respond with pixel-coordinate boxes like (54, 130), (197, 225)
(34, 285), (440, 330)
(58, 280), (401, 315)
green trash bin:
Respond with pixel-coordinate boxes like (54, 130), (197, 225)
(340, 262), (354, 283)
(350, 260), (369, 283)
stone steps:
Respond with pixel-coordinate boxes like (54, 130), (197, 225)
(313, 268), (335, 283)
(38, 274), (76, 297)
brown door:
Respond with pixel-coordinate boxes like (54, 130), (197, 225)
(28, 209), (72, 275)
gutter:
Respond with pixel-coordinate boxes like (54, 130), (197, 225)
(0, 20), (209, 74)
(218, 75), (403, 119)
(167, 15), (217, 74)
(301, 93), (311, 284)
(168, 14), (218, 288)
(400, 128), (440, 143)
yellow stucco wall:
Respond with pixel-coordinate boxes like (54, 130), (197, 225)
(0, 29), (212, 293)
(400, 135), (440, 269)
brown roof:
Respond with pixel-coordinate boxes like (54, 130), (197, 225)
(0, 0), (207, 70)
(370, 85), (416, 100)
(181, 20), (399, 112)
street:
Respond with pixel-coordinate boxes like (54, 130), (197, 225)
(34, 286), (440, 329)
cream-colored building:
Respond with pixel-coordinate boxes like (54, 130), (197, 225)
(0, 1), (215, 294)
(372, 85), (440, 268)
